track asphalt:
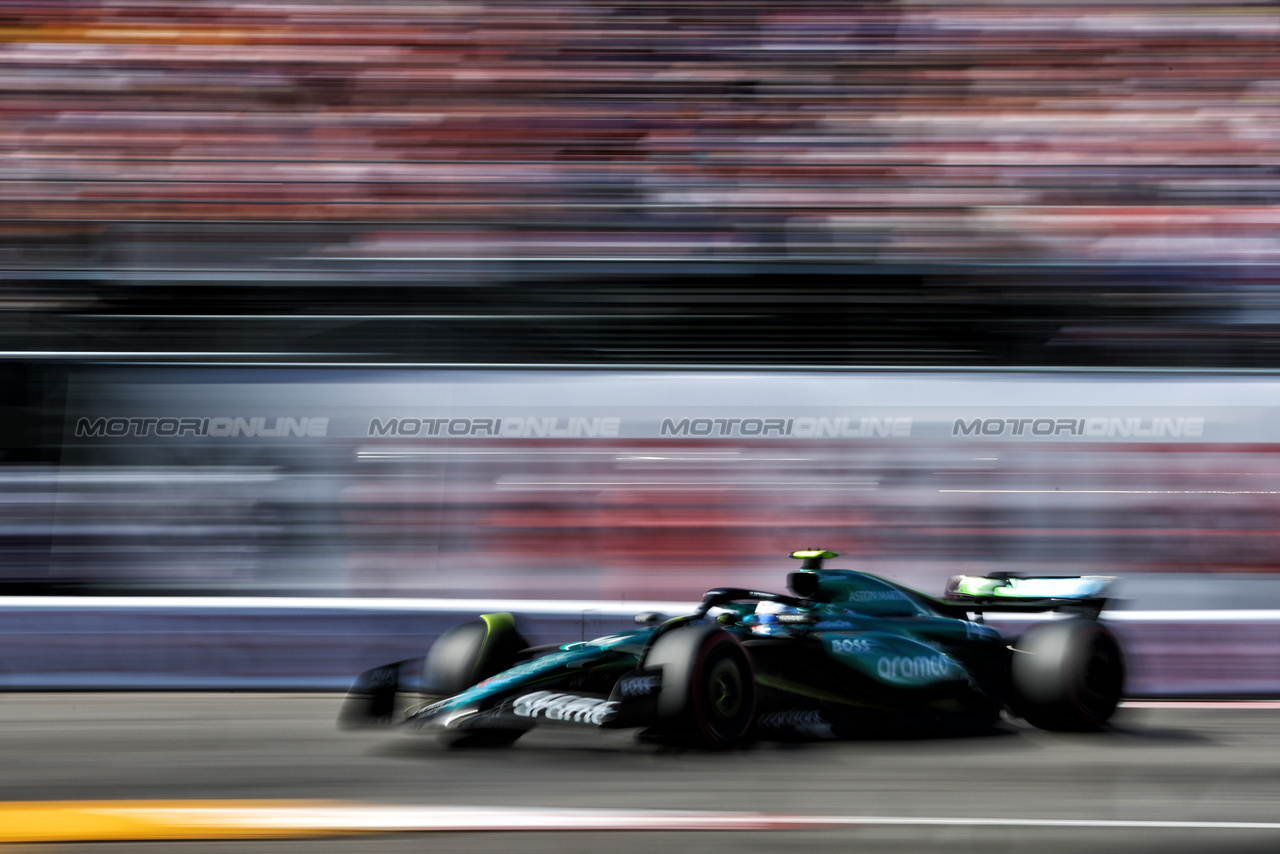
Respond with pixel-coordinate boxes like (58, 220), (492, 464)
(2, 695), (1278, 852)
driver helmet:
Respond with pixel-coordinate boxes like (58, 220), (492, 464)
(750, 599), (801, 636)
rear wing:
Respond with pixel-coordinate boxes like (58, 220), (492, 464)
(938, 574), (1116, 619)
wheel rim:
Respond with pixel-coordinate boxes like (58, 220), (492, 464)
(705, 657), (743, 722)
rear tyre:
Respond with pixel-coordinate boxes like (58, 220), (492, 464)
(645, 626), (756, 749)
(422, 614), (530, 747)
(1010, 619), (1124, 731)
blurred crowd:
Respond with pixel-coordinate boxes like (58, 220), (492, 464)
(14, 443), (1280, 598)
(1, 0), (1277, 268)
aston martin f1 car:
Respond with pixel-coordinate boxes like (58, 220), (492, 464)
(340, 551), (1125, 748)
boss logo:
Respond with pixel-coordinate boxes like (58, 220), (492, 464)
(830, 638), (874, 654)
(618, 675), (660, 697)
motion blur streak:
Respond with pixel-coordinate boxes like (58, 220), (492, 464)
(4, 695), (1279, 854)
(0, 3), (1277, 368)
(0, 0), (1274, 268)
(0, 5), (1276, 853)
(5, 800), (1280, 843)
(2, 367), (1278, 603)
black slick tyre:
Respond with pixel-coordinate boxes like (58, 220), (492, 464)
(422, 613), (528, 695)
(1010, 618), (1124, 732)
(422, 613), (529, 747)
(645, 625), (756, 749)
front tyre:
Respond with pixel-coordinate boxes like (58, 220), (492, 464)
(1010, 619), (1124, 732)
(422, 613), (528, 696)
(422, 613), (530, 747)
(645, 626), (756, 749)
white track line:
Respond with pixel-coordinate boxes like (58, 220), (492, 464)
(101, 805), (1280, 833)
(1098, 610), (1280, 622)
(985, 610), (1280, 622)
(2, 596), (1278, 623)
(6, 801), (1280, 843)
(1120, 700), (1280, 710)
(0, 596), (698, 615)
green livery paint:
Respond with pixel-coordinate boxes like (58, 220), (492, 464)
(822, 632), (964, 688)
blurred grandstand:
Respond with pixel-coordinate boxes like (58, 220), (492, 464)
(0, 0), (1276, 367)
(2, 1), (1280, 602)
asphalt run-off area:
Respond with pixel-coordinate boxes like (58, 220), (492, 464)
(2, 696), (1279, 853)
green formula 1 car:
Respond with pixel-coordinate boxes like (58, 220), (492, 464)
(340, 551), (1125, 748)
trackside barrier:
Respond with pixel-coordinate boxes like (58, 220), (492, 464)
(0, 598), (1278, 696)
(989, 613), (1280, 698)
(0, 597), (680, 691)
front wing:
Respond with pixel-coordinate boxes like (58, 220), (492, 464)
(339, 657), (664, 733)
